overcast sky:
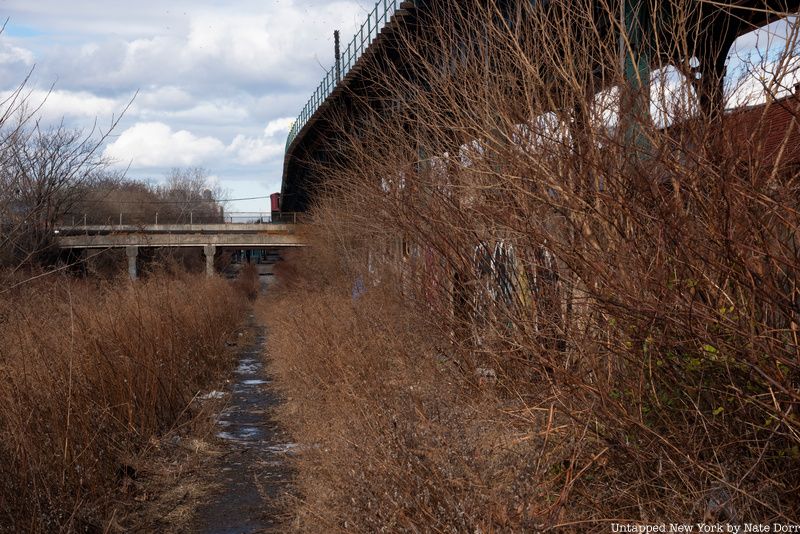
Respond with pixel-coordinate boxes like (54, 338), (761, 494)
(0, 3), (796, 213)
(0, 0), (373, 212)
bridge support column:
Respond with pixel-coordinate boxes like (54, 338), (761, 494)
(203, 245), (217, 277)
(125, 246), (139, 280)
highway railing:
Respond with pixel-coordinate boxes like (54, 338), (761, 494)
(58, 212), (304, 227)
(286, 0), (406, 149)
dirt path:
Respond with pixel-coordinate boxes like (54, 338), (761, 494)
(191, 319), (292, 534)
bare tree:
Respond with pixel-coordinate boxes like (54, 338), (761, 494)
(0, 121), (113, 265)
(156, 167), (228, 223)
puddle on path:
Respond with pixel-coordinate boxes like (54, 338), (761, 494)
(193, 323), (291, 534)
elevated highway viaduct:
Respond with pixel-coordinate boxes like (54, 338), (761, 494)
(281, 0), (800, 212)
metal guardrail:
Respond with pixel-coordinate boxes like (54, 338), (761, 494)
(285, 0), (404, 149)
(59, 212), (302, 226)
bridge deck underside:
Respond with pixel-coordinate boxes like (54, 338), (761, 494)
(281, 0), (800, 212)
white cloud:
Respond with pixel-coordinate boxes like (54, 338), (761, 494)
(264, 117), (294, 137)
(228, 134), (284, 166)
(0, 88), (127, 125)
(133, 86), (194, 111)
(104, 117), (292, 170)
(227, 117), (293, 165)
(0, 41), (34, 66)
(40, 89), (120, 119)
(155, 102), (250, 125)
(104, 121), (226, 167)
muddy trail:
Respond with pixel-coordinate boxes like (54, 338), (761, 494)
(191, 267), (292, 533)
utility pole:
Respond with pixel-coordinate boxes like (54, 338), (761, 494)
(335, 30), (341, 83)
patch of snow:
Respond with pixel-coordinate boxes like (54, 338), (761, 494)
(237, 427), (262, 439)
(242, 379), (268, 386)
(236, 360), (262, 374)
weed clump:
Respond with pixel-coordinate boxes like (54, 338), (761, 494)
(235, 262), (261, 302)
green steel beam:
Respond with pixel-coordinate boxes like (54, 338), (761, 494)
(621, 0), (652, 157)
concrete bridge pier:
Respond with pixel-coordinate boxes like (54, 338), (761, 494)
(204, 244), (217, 277)
(126, 246), (138, 280)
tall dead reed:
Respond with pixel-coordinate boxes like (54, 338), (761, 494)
(0, 273), (245, 531)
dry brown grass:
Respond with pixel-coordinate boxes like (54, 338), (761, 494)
(265, 241), (578, 532)
(0, 272), (247, 532)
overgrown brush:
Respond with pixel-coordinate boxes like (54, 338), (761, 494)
(271, 0), (799, 530)
(0, 273), (245, 531)
(235, 262), (261, 302)
(266, 250), (522, 531)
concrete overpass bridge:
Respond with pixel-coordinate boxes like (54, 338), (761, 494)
(282, 0), (800, 212)
(55, 221), (307, 278)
